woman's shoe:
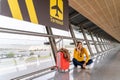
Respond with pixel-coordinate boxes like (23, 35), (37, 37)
(81, 66), (86, 69)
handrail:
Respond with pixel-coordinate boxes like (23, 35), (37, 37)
(11, 66), (56, 80)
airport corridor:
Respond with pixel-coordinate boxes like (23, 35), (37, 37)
(33, 47), (120, 80)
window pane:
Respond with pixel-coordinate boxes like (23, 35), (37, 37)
(101, 44), (105, 51)
(0, 15), (47, 33)
(51, 28), (71, 37)
(72, 25), (84, 39)
(93, 35), (97, 41)
(96, 44), (102, 52)
(104, 44), (108, 50)
(73, 30), (84, 39)
(83, 41), (90, 55)
(90, 44), (97, 54)
(85, 31), (92, 40)
(98, 37), (101, 41)
(0, 32), (55, 79)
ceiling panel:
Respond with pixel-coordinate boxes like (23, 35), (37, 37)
(69, 0), (120, 42)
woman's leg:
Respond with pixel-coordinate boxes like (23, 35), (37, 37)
(72, 58), (84, 67)
(86, 59), (93, 65)
(72, 58), (78, 67)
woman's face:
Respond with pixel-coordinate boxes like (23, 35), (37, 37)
(77, 43), (82, 49)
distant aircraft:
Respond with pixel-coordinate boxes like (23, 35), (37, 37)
(51, 0), (63, 17)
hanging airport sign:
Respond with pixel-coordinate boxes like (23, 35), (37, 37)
(0, 0), (69, 30)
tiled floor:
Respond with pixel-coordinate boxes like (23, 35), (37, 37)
(33, 47), (120, 80)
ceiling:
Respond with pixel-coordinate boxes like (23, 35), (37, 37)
(69, 7), (117, 42)
(69, 0), (120, 42)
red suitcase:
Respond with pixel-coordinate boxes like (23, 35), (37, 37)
(56, 52), (70, 72)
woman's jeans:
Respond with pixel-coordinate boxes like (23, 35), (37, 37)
(72, 58), (93, 67)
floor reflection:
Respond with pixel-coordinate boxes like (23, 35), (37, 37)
(53, 68), (91, 80)
(72, 68), (91, 80)
(54, 71), (70, 80)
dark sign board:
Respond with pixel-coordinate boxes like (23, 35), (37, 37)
(0, 0), (69, 30)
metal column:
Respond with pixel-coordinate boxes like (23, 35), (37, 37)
(99, 34), (106, 51)
(106, 40), (110, 49)
(46, 26), (57, 62)
(102, 36), (108, 50)
(95, 34), (104, 52)
(69, 24), (77, 45)
(80, 25), (94, 56)
(88, 29), (99, 54)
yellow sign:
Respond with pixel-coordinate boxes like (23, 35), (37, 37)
(0, 0), (69, 30)
(8, 0), (23, 20)
(8, 0), (38, 24)
(50, 0), (63, 21)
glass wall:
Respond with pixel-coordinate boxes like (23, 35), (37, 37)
(85, 31), (97, 54)
(85, 30), (92, 40)
(0, 32), (55, 79)
(101, 38), (106, 50)
(51, 27), (75, 60)
(89, 42), (97, 54)
(93, 35), (102, 53)
(55, 38), (75, 60)
(93, 35), (97, 41)
(103, 39), (108, 50)
(98, 37), (105, 51)
(72, 25), (84, 39)
(0, 15), (47, 33)
(82, 41), (90, 55)
(51, 28), (71, 37)
(96, 42), (102, 52)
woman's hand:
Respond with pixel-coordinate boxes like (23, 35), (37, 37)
(76, 47), (80, 51)
(83, 62), (86, 68)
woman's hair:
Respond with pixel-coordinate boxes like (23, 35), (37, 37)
(76, 41), (82, 47)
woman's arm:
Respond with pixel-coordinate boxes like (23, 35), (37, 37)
(73, 48), (80, 60)
(84, 48), (90, 63)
